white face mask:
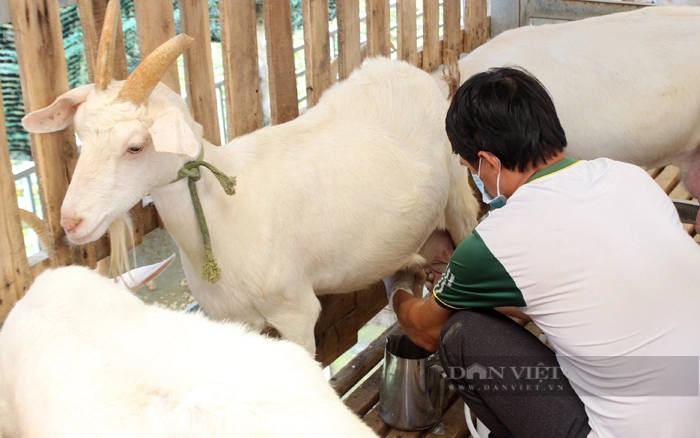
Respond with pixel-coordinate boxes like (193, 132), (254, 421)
(471, 156), (507, 209)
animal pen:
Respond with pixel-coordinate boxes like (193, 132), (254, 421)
(1, 0), (698, 436)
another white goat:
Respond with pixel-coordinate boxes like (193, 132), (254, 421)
(0, 266), (378, 437)
(438, 6), (700, 228)
(21, 0), (478, 354)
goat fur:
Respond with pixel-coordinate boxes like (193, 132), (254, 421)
(0, 266), (378, 438)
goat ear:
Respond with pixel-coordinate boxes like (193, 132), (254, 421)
(148, 108), (200, 158)
(21, 84), (94, 133)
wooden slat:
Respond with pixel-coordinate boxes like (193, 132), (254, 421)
(366, 0), (391, 57)
(133, 0), (179, 93)
(422, 397), (470, 438)
(315, 282), (389, 367)
(343, 366), (383, 417)
(331, 322), (402, 397)
(654, 166), (682, 195)
(263, 0), (299, 125)
(179, 0), (221, 145)
(77, 0), (128, 82)
(219, 0), (262, 140)
(0, 88), (32, 321)
(422, 0), (441, 72)
(647, 167), (664, 179)
(397, 0), (418, 66)
(465, 0), (489, 53)
(302, 0), (332, 108)
(669, 182), (693, 201)
(443, 0), (462, 58)
(9, 0), (93, 268)
(385, 427), (422, 438)
(337, 0), (362, 80)
(363, 404), (393, 436)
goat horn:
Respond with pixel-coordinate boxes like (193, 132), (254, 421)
(118, 34), (194, 105)
(94, 0), (121, 91)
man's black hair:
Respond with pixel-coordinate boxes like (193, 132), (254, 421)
(445, 67), (567, 172)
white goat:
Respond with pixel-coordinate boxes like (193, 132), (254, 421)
(21, 0), (478, 354)
(437, 6), (700, 228)
(0, 265), (378, 438)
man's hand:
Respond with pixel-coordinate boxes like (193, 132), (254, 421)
(393, 291), (454, 352)
(384, 270), (423, 312)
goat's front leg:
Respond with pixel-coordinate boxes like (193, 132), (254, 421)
(264, 288), (321, 356)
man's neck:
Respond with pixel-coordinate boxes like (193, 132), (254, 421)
(502, 151), (568, 197)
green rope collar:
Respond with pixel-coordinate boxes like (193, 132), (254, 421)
(172, 147), (236, 283)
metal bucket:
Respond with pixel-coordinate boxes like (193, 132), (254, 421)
(379, 334), (446, 431)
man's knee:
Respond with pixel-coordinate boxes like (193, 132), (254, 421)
(440, 309), (496, 352)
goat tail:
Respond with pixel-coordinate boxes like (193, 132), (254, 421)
(108, 213), (137, 280)
(441, 49), (461, 100)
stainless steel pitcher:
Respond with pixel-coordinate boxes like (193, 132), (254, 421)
(379, 334), (446, 431)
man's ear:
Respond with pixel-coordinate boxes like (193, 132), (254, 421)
(479, 151), (501, 173)
(21, 84), (94, 133)
(148, 108), (199, 158)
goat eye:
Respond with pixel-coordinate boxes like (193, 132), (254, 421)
(127, 145), (144, 154)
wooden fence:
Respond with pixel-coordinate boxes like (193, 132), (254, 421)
(0, 0), (490, 363)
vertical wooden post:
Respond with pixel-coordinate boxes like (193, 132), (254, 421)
(263, 0), (299, 125)
(337, 0), (361, 80)
(366, 0), (390, 57)
(77, 0), (128, 82)
(179, 0), (221, 145)
(422, 0), (441, 72)
(133, 0), (180, 93)
(397, 0), (417, 66)
(465, 0), (489, 53)
(443, 0), (462, 58)
(0, 87), (32, 321)
(219, 0), (262, 139)
(9, 0), (87, 268)
(302, 0), (331, 108)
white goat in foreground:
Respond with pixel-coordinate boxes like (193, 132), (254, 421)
(21, 0), (478, 354)
(0, 266), (378, 438)
(437, 6), (700, 229)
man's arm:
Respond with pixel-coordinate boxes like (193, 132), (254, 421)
(392, 289), (454, 352)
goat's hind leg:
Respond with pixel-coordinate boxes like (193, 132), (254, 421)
(263, 287), (321, 356)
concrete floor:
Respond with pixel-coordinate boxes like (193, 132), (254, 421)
(130, 229), (196, 311)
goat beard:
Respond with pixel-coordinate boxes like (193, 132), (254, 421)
(108, 213), (137, 280)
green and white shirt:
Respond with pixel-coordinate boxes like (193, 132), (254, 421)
(434, 157), (700, 438)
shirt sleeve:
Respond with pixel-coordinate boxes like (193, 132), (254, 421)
(433, 230), (526, 310)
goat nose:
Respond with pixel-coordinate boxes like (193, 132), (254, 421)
(60, 214), (83, 233)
